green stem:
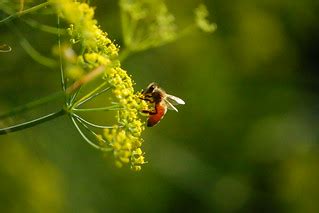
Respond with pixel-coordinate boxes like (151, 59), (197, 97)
(0, 109), (66, 135)
(73, 81), (108, 107)
(24, 19), (67, 35)
(0, 91), (64, 120)
(20, 36), (57, 68)
(0, 65), (107, 132)
(75, 86), (111, 107)
(57, 15), (66, 92)
(74, 116), (110, 145)
(0, 1), (50, 25)
(70, 115), (111, 151)
(73, 105), (123, 112)
(72, 113), (114, 129)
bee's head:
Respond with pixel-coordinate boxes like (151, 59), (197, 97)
(146, 82), (158, 93)
(140, 82), (165, 103)
(142, 82), (158, 95)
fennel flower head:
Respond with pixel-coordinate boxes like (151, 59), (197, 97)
(50, 0), (148, 171)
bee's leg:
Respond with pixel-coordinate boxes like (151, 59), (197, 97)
(142, 108), (157, 115)
(148, 111), (157, 115)
(139, 97), (154, 103)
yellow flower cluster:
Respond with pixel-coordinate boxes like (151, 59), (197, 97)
(51, 0), (118, 58)
(120, 0), (177, 51)
(79, 52), (111, 70)
(50, 0), (148, 170)
(104, 67), (148, 171)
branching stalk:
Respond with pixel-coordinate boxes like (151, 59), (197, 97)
(75, 86), (112, 107)
(0, 91), (64, 120)
(70, 116), (111, 151)
(71, 113), (114, 129)
(0, 109), (66, 135)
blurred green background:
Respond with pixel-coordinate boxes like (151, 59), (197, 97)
(1, 0), (319, 212)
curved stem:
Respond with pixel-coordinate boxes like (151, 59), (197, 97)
(69, 85), (82, 106)
(24, 18), (67, 35)
(74, 116), (109, 144)
(0, 109), (66, 135)
(0, 65), (107, 120)
(20, 35), (57, 67)
(0, 91), (64, 120)
(57, 15), (66, 92)
(75, 86), (111, 108)
(70, 116), (111, 151)
(72, 81), (108, 107)
(71, 113), (114, 129)
(0, 1), (50, 25)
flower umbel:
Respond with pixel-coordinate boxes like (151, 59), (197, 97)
(120, 0), (177, 51)
(50, 0), (148, 170)
(0, 0), (215, 171)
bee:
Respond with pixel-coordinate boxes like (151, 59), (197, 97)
(140, 82), (185, 127)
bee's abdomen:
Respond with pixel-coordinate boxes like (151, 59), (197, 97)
(147, 104), (167, 127)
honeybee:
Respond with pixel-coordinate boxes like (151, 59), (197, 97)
(140, 82), (185, 127)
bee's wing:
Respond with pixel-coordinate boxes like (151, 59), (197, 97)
(164, 99), (179, 112)
(165, 94), (185, 112)
(166, 94), (185, 105)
